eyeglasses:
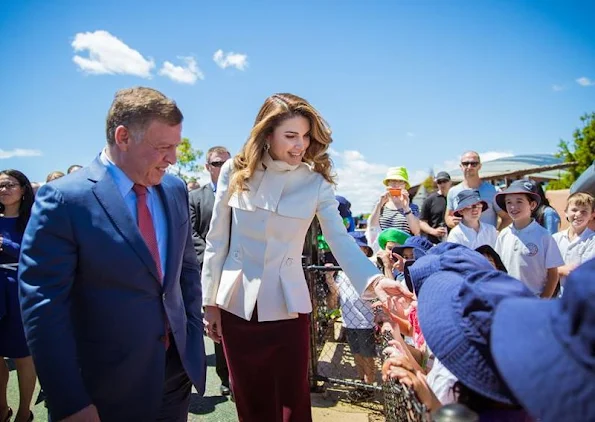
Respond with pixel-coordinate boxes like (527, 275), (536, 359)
(208, 160), (227, 168)
(0, 182), (20, 190)
(461, 161), (480, 167)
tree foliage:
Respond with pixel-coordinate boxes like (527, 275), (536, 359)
(175, 137), (203, 181)
(422, 175), (436, 194)
(549, 112), (595, 190)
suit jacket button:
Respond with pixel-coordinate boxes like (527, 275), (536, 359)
(286, 258), (293, 266)
(233, 251), (240, 259)
(162, 293), (167, 301)
(159, 335), (167, 343)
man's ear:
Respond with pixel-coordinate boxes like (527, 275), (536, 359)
(114, 125), (132, 151)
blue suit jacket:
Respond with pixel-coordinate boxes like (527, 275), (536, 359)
(18, 158), (206, 421)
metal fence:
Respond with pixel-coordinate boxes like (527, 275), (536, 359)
(303, 219), (428, 422)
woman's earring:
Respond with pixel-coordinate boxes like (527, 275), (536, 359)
(264, 144), (270, 151)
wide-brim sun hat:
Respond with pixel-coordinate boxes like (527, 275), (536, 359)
(495, 179), (541, 211)
(392, 236), (434, 259)
(383, 166), (410, 189)
(377, 228), (411, 250)
(453, 189), (488, 218)
(491, 258), (595, 422)
(349, 231), (373, 256)
(417, 257), (535, 404)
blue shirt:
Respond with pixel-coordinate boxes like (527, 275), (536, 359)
(541, 206), (561, 235)
(99, 151), (168, 278)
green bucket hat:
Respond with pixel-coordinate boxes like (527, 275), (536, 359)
(378, 228), (411, 250)
(383, 167), (410, 189)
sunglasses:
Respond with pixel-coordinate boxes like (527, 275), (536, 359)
(208, 160), (227, 168)
(0, 182), (20, 190)
(461, 161), (480, 167)
(436, 179), (450, 184)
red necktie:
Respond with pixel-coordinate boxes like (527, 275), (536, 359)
(133, 184), (170, 350)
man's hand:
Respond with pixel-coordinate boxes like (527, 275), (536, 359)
(374, 277), (414, 303)
(60, 404), (101, 422)
(203, 305), (222, 343)
(433, 226), (447, 239)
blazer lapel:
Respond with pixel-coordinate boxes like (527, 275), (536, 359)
(155, 179), (180, 290)
(88, 158), (162, 284)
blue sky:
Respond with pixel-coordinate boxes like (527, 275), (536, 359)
(1, 0), (594, 212)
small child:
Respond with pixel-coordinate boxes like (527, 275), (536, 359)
(447, 189), (498, 249)
(552, 192), (595, 292)
(324, 231), (377, 401)
(495, 180), (564, 298)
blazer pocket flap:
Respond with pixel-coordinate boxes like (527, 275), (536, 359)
(276, 199), (315, 220)
(228, 192), (256, 212)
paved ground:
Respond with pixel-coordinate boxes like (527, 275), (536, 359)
(6, 338), (377, 421)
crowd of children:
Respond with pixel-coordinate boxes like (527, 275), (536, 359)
(323, 178), (594, 421)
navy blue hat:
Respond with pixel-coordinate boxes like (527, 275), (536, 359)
(453, 189), (488, 218)
(349, 231), (373, 256)
(416, 247), (535, 404)
(495, 179), (541, 210)
(392, 236), (434, 260)
(491, 258), (595, 422)
(408, 243), (495, 295)
(336, 195), (352, 218)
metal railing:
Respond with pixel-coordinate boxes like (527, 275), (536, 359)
(303, 219), (428, 421)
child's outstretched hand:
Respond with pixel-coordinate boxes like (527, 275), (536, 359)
(382, 355), (441, 412)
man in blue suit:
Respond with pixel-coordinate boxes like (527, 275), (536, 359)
(18, 87), (206, 421)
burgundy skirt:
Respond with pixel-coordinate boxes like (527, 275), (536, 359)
(221, 307), (312, 422)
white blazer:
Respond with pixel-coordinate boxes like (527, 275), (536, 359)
(201, 153), (381, 322)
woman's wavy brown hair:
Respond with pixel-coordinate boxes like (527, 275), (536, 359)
(229, 93), (335, 194)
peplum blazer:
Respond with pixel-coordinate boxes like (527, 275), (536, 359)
(201, 152), (381, 322)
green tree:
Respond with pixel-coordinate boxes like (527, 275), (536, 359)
(175, 137), (203, 181)
(422, 175), (436, 194)
(550, 112), (595, 190)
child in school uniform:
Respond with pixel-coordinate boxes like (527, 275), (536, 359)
(495, 180), (564, 298)
(552, 192), (595, 292)
(447, 189), (498, 249)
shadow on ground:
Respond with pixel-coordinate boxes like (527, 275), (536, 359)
(188, 392), (229, 415)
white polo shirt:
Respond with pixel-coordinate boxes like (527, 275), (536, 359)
(496, 220), (564, 295)
(553, 228), (595, 286)
(447, 221), (498, 249)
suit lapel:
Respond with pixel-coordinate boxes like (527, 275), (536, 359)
(156, 179), (180, 291)
(88, 158), (161, 284)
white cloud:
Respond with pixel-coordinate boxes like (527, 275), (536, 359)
(71, 30), (155, 78)
(330, 148), (389, 214)
(552, 84), (564, 92)
(159, 56), (204, 84)
(576, 77), (594, 87)
(213, 49), (248, 70)
(0, 148), (43, 159)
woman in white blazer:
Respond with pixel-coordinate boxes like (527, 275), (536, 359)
(201, 93), (411, 422)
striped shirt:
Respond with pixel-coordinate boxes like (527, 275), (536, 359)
(379, 204), (420, 235)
